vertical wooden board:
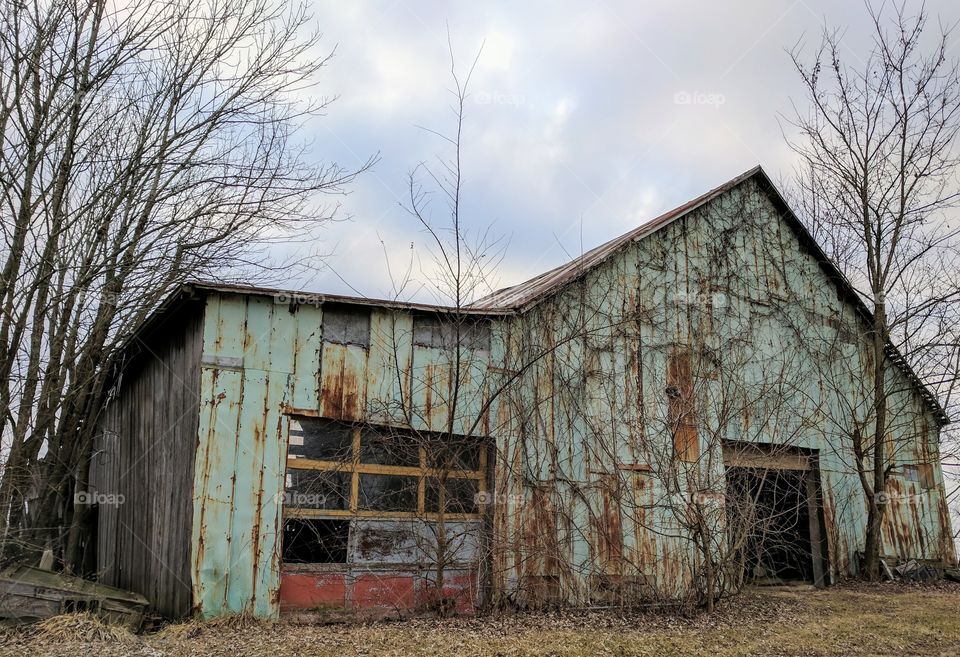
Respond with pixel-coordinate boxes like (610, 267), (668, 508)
(192, 366), (243, 617)
(291, 304), (323, 409)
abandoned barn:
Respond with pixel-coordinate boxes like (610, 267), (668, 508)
(90, 166), (955, 619)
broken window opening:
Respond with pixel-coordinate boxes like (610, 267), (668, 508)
(283, 417), (488, 522)
(282, 519), (349, 563)
(285, 469), (349, 510)
(288, 418), (353, 462)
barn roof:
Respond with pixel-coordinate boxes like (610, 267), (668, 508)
(117, 165), (948, 424)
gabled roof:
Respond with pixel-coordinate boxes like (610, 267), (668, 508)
(470, 165), (949, 425)
(114, 166), (947, 425)
(470, 166), (763, 310)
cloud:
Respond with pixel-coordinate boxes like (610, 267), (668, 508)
(282, 0), (960, 303)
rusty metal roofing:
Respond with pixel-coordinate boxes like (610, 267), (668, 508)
(114, 165), (947, 424)
(470, 166), (764, 310)
(182, 281), (513, 316)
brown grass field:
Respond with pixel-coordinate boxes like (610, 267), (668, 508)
(2, 583), (959, 657)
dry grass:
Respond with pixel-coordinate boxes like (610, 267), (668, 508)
(2, 584), (959, 657)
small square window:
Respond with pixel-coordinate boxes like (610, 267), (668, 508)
(360, 428), (420, 467)
(412, 315), (490, 351)
(323, 306), (370, 346)
(288, 418), (353, 462)
(357, 474), (418, 512)
(425, 477), (479, 514)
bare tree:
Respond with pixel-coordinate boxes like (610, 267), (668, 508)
(0, 0), (370, 569)
(787, 2), (960, 579)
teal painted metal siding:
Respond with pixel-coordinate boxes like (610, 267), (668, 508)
(488, 177), (954, 605)
(190, 295), (495, 617)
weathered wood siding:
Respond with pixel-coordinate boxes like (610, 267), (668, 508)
(92, 299), (204, 618)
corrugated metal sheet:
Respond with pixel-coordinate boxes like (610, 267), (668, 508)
(469, 166), (947, 427)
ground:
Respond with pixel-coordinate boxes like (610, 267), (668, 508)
(2, 583), (960, 657)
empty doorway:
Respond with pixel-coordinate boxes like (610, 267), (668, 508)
(723, 442), (829, 587)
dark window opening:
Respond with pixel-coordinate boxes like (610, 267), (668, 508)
(285, 469), (349, 510)
(726, 466), (814, 584)
(357, 473), (418, 512)
(425, 477), (480, 514)
(288, 418), (353, 461)
(323, 306), (371, 347)
(282, 518), (349, 563)
(425, 436), (482, 471)
(360, 428), (420, 467)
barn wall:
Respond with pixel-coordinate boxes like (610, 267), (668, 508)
(92, 299), (204, 618)
(489, 177), (954, 606)
(190, 293), (495, 618)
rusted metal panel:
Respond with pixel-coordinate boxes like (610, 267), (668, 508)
(278, 568), (479, 618)
(279, 572), (346, 611)
(349, 519), (481, 565)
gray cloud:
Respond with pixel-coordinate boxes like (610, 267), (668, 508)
(280, 0), (960, 301)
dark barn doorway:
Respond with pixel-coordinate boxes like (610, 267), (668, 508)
(723, 443), (829, 587)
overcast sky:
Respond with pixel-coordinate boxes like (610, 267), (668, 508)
(284, 0), (960, 303)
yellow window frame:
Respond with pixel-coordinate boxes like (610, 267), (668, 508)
(283, 419), (488, 521)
